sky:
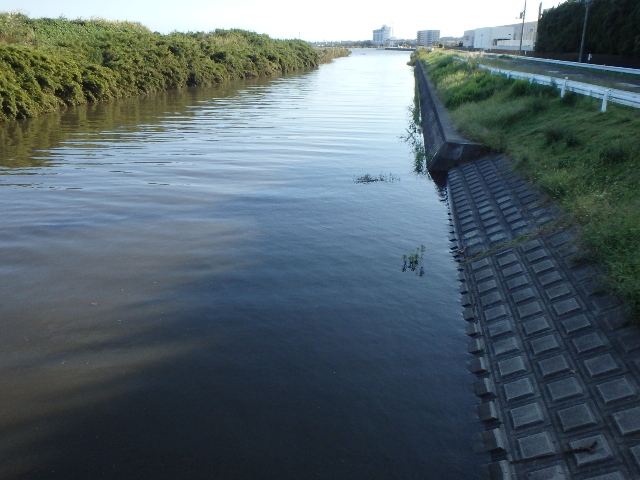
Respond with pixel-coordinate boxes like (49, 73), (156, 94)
(0, 0), (565, 41)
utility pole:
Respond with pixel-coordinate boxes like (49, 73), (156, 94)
(578, 0), (593, 63)
(518, 0), (527, 56)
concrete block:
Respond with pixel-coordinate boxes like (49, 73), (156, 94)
(511, 402), (545, 429)
(478, 401), (499, 422)
(526, 464), (569, 480)
(532, 260), (555, 275)
(596, 377), (637, 405)
(557, 403), (597, 432)
(497, 253), (518, 267)
(468, 338), (484, 354)
(545, 284), (571, 301)
(481, 427), (507, 452)
(552, 298), (582, 317)
(538, 354), (571, 378)
(521, 239), (543, 252)
(463, 307), (476, 321)
(539, 271), (563, 287)
(569, 434), (612, 467)
(493, 336), (520, 357)
(530, 334), (561, 357)
(583, 473), (625, 480)
(477, 279), (498, 294)
(465, 322), (481, 337)
(517, 431), (556, 460)
(512, 288), (537, 304)
(474, 378), (496, 398)
(502, 206), (518, 216)
(489, 232), (508, 243)
(481, 291), (504, 308)
(617, 330), (640, 353)
(507, 275), (530, 291)
(630, 444), (640, 469)
(572, 332), (606, 355)
(489, 319), (513, 339)
(523, 316), (552, 337)
(505, 213), (523, 224)
(486, 460), (514, 480)
(469, 356), (489, 375)
(548, 232), (572, 248)
(561, 314), (591, 335)
(498, 355), (527, 378)
(526, 249), (549, 264)
(475, 268), (495, 283)
(485, 305), (508, 322)
(517, 301), (543, 320)
(471, 257), (491, 271)
(503, 377), (535, 403)
(547, 376), (583, 402)
(584, 354), (620, 378)
(612, 406), (640, 436)
(503, 263), (524, 278)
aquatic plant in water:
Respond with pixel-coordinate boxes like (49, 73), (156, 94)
(354, 173), (399, 184)
(402, 245), (425, 277)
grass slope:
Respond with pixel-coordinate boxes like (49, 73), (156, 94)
(411, 49), (640, 319)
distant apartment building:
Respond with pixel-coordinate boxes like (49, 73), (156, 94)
(373, 25), (392, 44)
(417, 30), (440, 47)
(463, 21), (538, 51)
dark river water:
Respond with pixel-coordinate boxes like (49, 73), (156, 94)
(0, 49), (482, 479)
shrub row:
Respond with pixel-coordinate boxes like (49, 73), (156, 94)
(0, 13), (346, 122)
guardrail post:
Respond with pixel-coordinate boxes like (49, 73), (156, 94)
(560, 77), (568, 98)
(601, 89), (611, 113)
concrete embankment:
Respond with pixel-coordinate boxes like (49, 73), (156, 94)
(413, 61), (487, 171)
(416, 67), (640, 479)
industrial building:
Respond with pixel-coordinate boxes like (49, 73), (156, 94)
(463, 21), (538, 51)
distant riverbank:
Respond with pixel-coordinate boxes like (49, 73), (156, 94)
(0, 13), (349, 122)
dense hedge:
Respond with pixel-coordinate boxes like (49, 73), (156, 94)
(536, 0), (640, 57)
(0, 13), (342, 122)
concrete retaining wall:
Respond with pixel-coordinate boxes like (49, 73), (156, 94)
(414, 61), (488, 171)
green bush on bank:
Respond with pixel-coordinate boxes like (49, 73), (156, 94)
(0, 13), (348, 122)
(412, 49), (640, 319)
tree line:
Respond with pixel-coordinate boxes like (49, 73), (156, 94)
(536, 0), (640, 57)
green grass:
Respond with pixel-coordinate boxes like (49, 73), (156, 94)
(413, 49), (640, 319)
(0, 13), (349, 122)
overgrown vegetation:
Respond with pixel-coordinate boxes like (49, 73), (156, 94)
(0, 13), (349, 122)
(354, 173), (399, 184)
(536, 0), (640, 57)
(412, 49), (640, 319)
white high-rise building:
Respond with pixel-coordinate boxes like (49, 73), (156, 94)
(417, 30), (440, 47)
(373, 25), (392, 44)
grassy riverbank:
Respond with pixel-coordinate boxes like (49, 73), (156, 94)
(0, 13), (349, 122)
(411, 49), (640, 319)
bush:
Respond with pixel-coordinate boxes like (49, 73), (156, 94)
(0, 14), (326, 121)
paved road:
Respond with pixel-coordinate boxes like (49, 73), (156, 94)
(480, 56), (640, 93)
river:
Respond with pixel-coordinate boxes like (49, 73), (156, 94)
(0, 49), (482, 479)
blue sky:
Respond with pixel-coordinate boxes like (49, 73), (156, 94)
(1, 0), (563, 41)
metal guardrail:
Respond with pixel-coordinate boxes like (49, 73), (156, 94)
(482, 52), (640, 76)
(479, 64), (640, 112)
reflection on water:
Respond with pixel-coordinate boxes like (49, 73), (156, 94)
(0, 78), (273, 171)
(0, 50), (482, 479)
